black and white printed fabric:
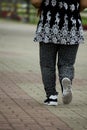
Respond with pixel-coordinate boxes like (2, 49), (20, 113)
(34, 0), (84, 45)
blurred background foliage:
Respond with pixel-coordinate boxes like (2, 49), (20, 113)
(0, 0), (39, 24)
(0, 0), (87, 29)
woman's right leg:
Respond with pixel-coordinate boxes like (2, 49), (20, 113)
(57, 44), (79, 104)
(39, 42), (58, 98)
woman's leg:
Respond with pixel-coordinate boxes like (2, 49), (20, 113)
(57, 44), (79, 104)
(58, 44), (79, 86)
(39, 42), (58, 97)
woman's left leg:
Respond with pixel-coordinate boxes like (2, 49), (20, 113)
(39, 42), (58, 97)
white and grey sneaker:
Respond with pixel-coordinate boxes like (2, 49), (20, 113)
(62, 77), (72, 104)
(44, 95), (58, 106)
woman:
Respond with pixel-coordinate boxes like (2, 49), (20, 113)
(34, 0), (84, 105)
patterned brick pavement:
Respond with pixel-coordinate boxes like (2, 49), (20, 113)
(0, 71), (72, 130)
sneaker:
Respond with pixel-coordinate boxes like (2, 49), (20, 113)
(44, 95), (58, 106)
(62, 77), (72, 104)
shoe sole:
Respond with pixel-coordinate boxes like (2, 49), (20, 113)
(62, 78), (72, 104)
(44, 101), (58, 106)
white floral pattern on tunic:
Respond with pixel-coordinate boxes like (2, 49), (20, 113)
(34, 0), (84, 45)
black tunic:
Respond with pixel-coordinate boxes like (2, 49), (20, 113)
(34, 0), (84, 45)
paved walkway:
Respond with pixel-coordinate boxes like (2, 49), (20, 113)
(0, 21), (87, 130)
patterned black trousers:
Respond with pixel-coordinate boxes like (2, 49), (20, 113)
(39, 42), (79, 97)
